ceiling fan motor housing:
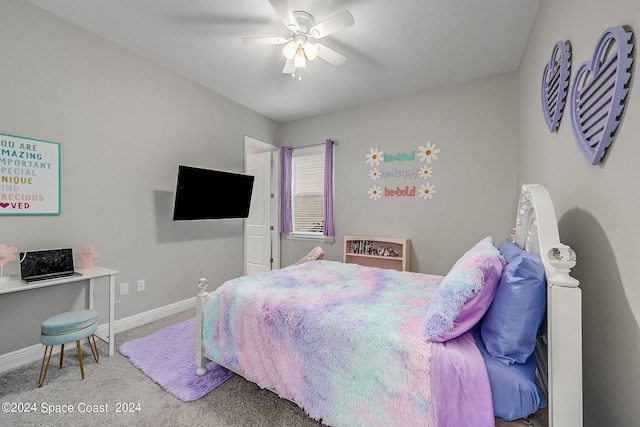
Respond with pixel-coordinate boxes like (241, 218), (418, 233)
(291, 11), (317, 37)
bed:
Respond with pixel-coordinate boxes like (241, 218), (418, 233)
(195, 184), (583, 426)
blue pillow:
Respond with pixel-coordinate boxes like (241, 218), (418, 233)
(480, 239), (546, 365)
(473, 327), (546, 421)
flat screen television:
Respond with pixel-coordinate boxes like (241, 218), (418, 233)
(172, 165), (255, 220)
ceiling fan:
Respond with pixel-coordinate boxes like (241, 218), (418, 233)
(241, 0), (354, 78)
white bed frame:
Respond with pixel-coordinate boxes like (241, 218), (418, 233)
(195, 184), (583, 426)
(512, 184), (583, 426)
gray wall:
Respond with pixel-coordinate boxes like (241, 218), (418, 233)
(518, 0), (640, 425)
(3, 1), (640, 425)
(278, 73), (519, 273)
(0, 0), (278, 354)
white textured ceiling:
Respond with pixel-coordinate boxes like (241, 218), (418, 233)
(26, 0), (539, 123)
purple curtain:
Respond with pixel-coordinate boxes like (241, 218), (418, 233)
(323, 139), (335, 237)
(279, 146), (293, 234)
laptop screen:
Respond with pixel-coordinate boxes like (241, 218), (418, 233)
(20, 248), (76, 282)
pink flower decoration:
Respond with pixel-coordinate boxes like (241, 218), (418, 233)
(0, 244), (18, 267)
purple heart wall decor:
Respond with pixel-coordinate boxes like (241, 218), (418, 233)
(542, 41), (571, 133)
(570, 26), (634, 165)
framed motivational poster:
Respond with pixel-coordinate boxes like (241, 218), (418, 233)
(0, 133), (61, 215)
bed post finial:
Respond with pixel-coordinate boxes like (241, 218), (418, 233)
(197, 278), (209, 296)
(547, 244), (580, 288)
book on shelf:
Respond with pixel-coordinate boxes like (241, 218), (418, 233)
(349, 240), (374, 255)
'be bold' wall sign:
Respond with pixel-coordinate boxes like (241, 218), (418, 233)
(365, 141), (441, 202)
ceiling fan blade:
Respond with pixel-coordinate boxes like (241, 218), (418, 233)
(282, 59), (295, 74)
(268, 0), (298, 31)
(316, 44), (347, 67)
(241, 36), (289, 46)
(310, 10), (354, 39)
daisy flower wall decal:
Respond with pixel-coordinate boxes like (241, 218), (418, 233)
(368, 185), (382, 200)
(419, 166), (433, 179)
(419, 183), (436, 200)
(368, 168), (380, 180)
(365, 148), (384, 167)
(417, 141), (440, 163)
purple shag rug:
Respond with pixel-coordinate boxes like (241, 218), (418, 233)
(120, 317), (234, 401)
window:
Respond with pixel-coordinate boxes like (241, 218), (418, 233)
(292, 146), (325, 234)
(280, 140), (335, 240)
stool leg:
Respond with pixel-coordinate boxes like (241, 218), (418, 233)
(59, 343), (65, 369)
(38, 346), (53, 388)
(88, 334), (99, 363)
(76, 340), (85, 380)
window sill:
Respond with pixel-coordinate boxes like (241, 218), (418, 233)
(284, 233), (335, 243)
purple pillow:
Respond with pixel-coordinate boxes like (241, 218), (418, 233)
(481, 239), (546, 365)
(422, 237), (505, 342)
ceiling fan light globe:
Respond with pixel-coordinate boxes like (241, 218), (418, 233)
(282, 41), (297, 60)
(303, 42), (319, 61)
(294, 48), (306, 68)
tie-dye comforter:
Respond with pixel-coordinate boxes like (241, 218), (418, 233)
(202, 260), (494, 427)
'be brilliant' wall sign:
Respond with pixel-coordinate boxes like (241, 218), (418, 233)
(0, 133), (60, 215)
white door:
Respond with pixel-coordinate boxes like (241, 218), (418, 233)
(245, 150), (273, 275)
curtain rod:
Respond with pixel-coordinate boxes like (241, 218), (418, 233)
(292, 140), (338, 149)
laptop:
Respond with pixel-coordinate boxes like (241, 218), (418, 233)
(20, 248), (82, 283)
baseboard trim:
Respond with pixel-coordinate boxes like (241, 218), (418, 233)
(106, 297), (195, 335)
(0, 297), (196, 374)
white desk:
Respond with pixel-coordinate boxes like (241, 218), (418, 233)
(0, 266), (118, 356)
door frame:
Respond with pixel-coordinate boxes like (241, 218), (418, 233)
(244, 135), (280, 272)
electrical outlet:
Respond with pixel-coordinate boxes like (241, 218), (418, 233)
(137, 280), (145, 292)
(120, 282), (129, 296)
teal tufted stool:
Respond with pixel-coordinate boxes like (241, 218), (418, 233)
(38, 309), (99, 387)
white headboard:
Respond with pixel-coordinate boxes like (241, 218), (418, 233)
(514, 184), (583, 427)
